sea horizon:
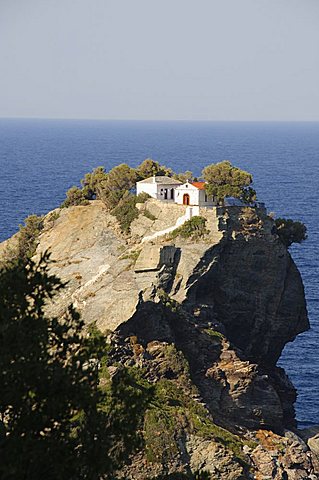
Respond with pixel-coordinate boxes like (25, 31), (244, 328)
(1, 117), (319, 123)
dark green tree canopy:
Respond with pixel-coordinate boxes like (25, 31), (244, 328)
(0, 253), (152, 480)
(81, 165), (108, 199)
(274, 218), (307, 247)
(136, 158), (172, 180)
(97, 163), (137, 210)
(202, 161), (256, 204)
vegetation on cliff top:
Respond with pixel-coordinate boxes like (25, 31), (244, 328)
(170, 215), (209, 240)
(60, 158), (258, 234)
(2, 158), (307, 266)
(202, 160), (256, 204)
(57, 158), (308, 248)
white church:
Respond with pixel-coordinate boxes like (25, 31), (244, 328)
(136, 175), (216, 207)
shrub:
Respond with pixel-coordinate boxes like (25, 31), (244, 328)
(149, 472), (210, 480)
(61, 186), (90, 208)
(119, 249), (141, 264)
(275, 218), (307, 247)
(46, 210), (60, 223)
(17, 214), (44, 260)
(81, 166), (108, 199)
(143, 209), (156, 221)
(171, 216), (209, 240)
(136, 192), (151, 203)
(112, 194), (139, 233)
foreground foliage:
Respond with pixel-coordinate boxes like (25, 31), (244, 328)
(1, 214), (45, 264)
(0, 254), (152, 480)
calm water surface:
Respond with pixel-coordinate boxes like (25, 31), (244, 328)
(0, 119), (318, 428)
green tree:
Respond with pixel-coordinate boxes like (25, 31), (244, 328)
(202, 161), (256, 204)
(274, 218), (307, 247)
(172, 170), (194, 183)
(81, 166), (108, 199)
(0, 253), (152, 480)
(98, 163), (137, 210)
(137, 158), (172, 180)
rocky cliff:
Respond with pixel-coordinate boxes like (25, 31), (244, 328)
(1, 199), (318, 479)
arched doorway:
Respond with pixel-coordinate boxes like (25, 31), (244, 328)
(183, 193), (190, 205)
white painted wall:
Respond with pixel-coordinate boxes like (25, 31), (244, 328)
(157, 184), (177, 201)
(175, 182), (215, 206)
(136, 180), (180, 201)
(175, 183), (200, 205)
(137, 179), (215, 206)
(136, 181), (158, 198)
(198, 189), (215, 207)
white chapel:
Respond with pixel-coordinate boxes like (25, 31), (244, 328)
(136, 176), (216, 207)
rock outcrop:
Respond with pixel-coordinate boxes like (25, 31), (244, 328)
(1, 198), (317, 479)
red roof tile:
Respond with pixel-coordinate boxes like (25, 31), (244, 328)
(191, 182), (206, 190)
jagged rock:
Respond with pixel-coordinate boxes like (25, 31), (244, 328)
(180, 235), (308, 367)
(186, 435), (245, 479)
(307, 433), (319, 458)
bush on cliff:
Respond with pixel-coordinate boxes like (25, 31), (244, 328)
(112, 194), (140, 233)
(61, 185), (90, 207)
(81, 165), (108, 199)
(112, 192), (150, 233)
(17, 214), (44, 260)
(275, 218), (307, 247)
(171, 216), (209, 240)
(0, 253), (153, 480)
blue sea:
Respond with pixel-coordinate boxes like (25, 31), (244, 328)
(0, 119), (318, 428)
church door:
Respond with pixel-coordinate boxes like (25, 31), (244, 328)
(183, 194), (190, 205)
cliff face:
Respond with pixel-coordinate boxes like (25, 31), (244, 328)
(180, 227), (308, 367)
(1, 199), (317, 479)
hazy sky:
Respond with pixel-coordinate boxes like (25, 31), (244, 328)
(0, 0), (319, 121)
